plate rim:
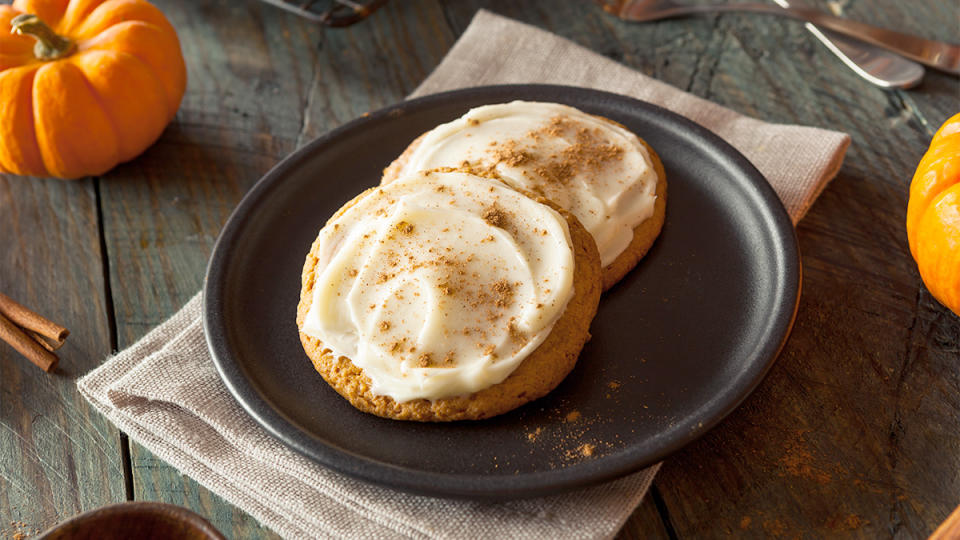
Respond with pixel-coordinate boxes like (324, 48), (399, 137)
(203, 84), (801, 499)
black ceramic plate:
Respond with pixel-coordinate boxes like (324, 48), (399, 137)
(204, 85), (800, 499)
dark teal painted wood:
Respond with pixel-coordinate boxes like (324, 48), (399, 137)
(0, 176), (125, 535)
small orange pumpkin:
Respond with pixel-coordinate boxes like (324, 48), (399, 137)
(906, 113), (960, 316)
(0, 0), (186, 179)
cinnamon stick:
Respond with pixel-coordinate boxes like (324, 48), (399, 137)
(0, 311), (58, 372)
(0, 291), (69, 345)
(28, 330), (60, 352)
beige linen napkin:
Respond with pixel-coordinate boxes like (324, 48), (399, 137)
(79, 10), (850, 540)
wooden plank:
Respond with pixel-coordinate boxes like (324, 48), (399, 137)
(438, 0), (707, 87)
(0, 175), (125, 534)
(615, 486), (674, 540)
(625, 0), (960, 537)
(95, 0), (453, 537)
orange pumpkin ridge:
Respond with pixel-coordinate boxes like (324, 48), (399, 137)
(906, 113), (960, 316)
(1, 0), (185, 179)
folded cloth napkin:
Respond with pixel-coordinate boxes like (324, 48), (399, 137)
(79, 10), (850, 540)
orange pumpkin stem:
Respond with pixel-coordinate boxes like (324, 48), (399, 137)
(10, 14), (75, 61)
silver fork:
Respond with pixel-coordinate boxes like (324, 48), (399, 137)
(771, 0), (923, 89)
(597, 0), (960, 75)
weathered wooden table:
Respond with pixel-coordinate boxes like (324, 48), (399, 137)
(2, 1), (958, 538)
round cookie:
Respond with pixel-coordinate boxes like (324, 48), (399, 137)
(599, 136), (666, 290)
(381, 105), (667, 291)
(297, 172), (602, 422)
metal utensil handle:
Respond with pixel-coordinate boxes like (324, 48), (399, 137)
(808, 26), (924, 88)
(771, 0), (924, 89)
(771, 4), (959, 74)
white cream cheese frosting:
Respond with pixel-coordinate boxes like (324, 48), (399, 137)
(393, 101), (658, 267)
(301, 170), (576, 403)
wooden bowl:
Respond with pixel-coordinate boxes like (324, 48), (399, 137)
(37, 502), (226, 540)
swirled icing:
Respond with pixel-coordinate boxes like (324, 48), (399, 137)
(301, 170), (575, 402)
(393, 101), (658, 266)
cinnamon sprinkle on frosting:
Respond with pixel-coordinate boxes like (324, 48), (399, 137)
(394, 220), (415, 234)
(493, 279), (514, 308)
(482, 206), (508, 228)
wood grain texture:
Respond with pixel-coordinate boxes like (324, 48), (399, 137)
(577, 0), (958, 537)
(0, 176), (125, 535)
(615, 486), (674, 540)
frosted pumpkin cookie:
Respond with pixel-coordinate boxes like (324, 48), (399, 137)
(297, 170), (602, 421)
(382, 101), (667, 290)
